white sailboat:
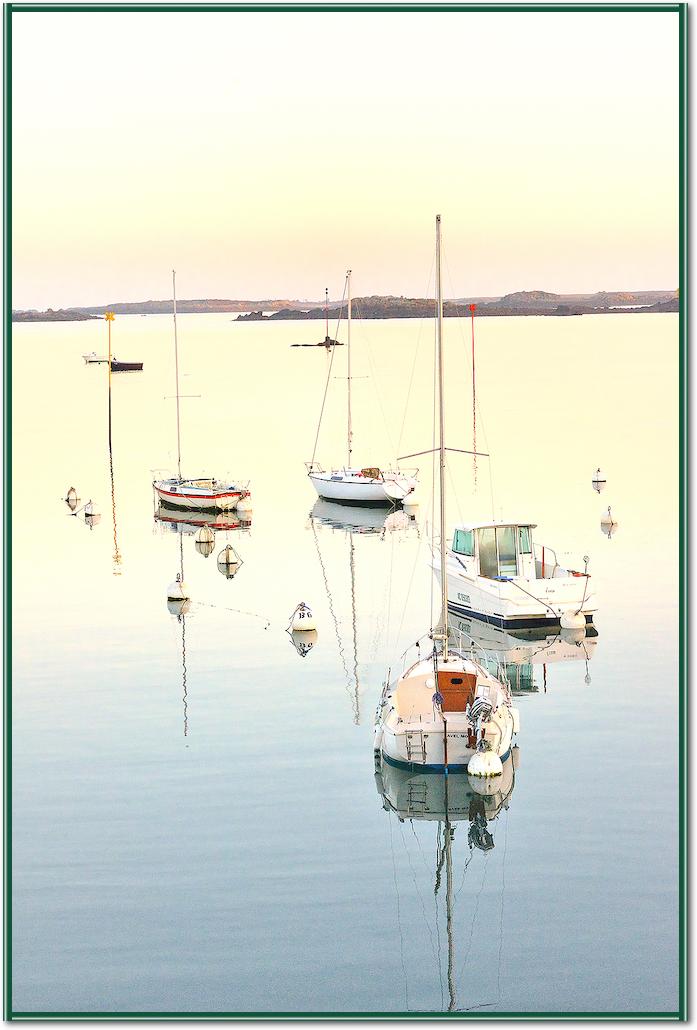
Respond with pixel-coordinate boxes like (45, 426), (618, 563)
(306, 270), (418, 506)
(153, 271), (251, 513)
(374, 216), (518, 776)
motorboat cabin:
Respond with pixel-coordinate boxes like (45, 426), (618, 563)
(435, 520), (598, 630)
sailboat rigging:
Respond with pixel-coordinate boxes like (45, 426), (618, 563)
(307, 270), (419, 506)
(153, 271), (251, 513)
(374, 216), (518, 775)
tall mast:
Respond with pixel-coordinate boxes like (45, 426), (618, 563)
(347, 270), (353, 467)
(172, 270), (183, 481)
(436, 216), (449, 660)
(325, 287), (329, 341)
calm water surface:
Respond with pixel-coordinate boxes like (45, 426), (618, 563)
(12, 312), (679, 1013)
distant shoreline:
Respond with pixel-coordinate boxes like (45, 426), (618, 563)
(12, 289), (678, 323)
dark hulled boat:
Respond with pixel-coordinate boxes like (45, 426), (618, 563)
(110, 359), (143, 372)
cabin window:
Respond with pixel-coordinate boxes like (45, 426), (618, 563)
(497, 526), (518, 577)
(453, 529), (474, 556)
(477, 526), (520, 579)
(477, 528), (498, 579)
(519, 527), (532, 554)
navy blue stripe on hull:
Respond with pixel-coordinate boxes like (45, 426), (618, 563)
(380, 747), (512, 774)
(447, 600), (594, 630)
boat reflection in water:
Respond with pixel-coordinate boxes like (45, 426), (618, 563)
(375, 749), (518, 1012)
(153, 502), (250, 536)
(447, 612), (598, 692)
(308, 498), (418, 711)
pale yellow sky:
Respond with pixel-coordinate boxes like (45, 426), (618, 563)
(12, 9), (679, 309)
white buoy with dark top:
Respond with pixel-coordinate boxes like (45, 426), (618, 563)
(592, 468), (606, 493)
(290, 602), (316, 632)
(600, 506), (618, 538)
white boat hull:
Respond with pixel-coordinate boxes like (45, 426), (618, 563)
(374, 653), (517, 772)
(309, 470), (417, 507)
(435, 556), (597, 630)
(154, 478), (249, 512)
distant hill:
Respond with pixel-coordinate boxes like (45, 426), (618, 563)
(12, 308), (100, 322)
(13, 289), (678, 323)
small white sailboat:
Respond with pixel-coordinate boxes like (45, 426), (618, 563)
(375, 216), (518, 776)
(153, 271), (251, 513)
(306, 270), (418, 506)
(437, 520), (597, 631)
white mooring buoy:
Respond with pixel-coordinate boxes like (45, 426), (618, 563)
(217, 544), (242, 579)
(65, 486), (79, 511)
(290, 602), (316, 632)
(600, 506), (619, 538)
(194, 526), (215, 558)
(290, 628), (318, 658)
(167, 573), (190, 602)
(592, 468), (606, 493)
(560, 609), (586, 631)
(236, 494), (253, 515)
(83, 500), (97, 517)
(467, 748), (503, 778)
(402, 491), (420, 512)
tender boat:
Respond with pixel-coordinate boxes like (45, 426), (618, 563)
(153, 271), (251, 513)
(375, 216), (518, 777)
(110, 359), (143, 372)
(307, 270), (417, 506)
(82, 351), (108, 364)
(435, 520), (597, 630)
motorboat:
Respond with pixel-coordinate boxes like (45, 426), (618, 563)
(435, 520), (597, 630)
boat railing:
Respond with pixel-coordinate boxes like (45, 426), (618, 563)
(534, 542), (560, 580)
(305, 461), (324, 474)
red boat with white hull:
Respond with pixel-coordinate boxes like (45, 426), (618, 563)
(154, 477), (249, 512)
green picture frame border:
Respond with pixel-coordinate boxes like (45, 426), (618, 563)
(2, 2), (687, 1020)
